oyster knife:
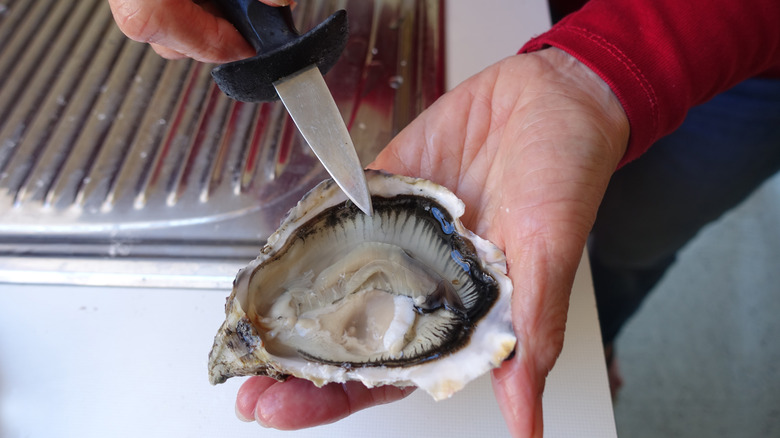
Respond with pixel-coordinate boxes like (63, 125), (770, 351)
(211, 0), (372, 215)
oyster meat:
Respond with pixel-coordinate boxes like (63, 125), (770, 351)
(208, 171), (515, 400)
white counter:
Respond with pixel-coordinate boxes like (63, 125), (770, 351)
(0, 252), (614, 438)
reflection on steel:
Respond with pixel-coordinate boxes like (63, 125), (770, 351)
(0, 0), (444, 287)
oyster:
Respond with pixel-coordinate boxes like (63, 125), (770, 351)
(208, 170), (515, 400)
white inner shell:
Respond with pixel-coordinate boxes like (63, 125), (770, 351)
(257, 241), (460, 364)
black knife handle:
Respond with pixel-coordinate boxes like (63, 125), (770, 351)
(218, 0), (299, 52)
(212, 1), (349, 102)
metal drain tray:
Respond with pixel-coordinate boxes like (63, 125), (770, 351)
(0, 0), (443, 287)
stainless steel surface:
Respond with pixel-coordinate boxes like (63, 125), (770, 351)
(0, 0), (444, 287)
(274, 64), (372, 216)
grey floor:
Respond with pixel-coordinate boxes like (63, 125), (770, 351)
(613, 172), (780, 436)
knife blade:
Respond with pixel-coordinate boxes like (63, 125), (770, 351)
(273, 64), (372, 215)
(211, 1), (372, 215)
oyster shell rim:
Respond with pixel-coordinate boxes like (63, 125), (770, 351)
(208, 170), (516, 401)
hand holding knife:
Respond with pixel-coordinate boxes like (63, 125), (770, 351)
(211, 0), (373, 216)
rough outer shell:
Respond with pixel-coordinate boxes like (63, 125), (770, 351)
(208, 170), (516, 401)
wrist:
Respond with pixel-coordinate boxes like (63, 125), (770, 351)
(530, 47), (630, 169)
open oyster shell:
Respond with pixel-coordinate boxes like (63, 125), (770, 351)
(208, 170), (516, 400)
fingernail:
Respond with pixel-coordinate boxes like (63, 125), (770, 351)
(235, 403), (253, 423)
(263, 0), (291, 6)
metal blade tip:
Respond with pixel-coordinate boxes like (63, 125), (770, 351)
(349, 188), (373, 216)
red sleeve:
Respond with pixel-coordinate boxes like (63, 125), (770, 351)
(520, 0), (780, 166)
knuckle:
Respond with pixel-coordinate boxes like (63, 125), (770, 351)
(109, 0), (160, 43)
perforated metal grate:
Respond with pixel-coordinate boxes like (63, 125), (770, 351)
(0, 0), (444, 286)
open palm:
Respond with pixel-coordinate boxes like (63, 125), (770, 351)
(235, 48), (629, 437)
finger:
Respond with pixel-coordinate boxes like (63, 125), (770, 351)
(491, 354), (545, 438)
(235, 376), (277, 422)
(250, 377), (414, 429)
(489, 232), (570, 438)
(108, 0), (254, 63)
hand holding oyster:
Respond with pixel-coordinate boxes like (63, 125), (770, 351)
(225, 50), (628, 435)
(208, 170), (516, 401)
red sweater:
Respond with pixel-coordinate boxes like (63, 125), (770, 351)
(520, 0), (780, 165)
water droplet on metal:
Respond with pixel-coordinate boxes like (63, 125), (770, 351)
(388, 76), (404, 89)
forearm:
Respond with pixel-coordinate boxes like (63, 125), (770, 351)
(523, 0), (780, 165)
